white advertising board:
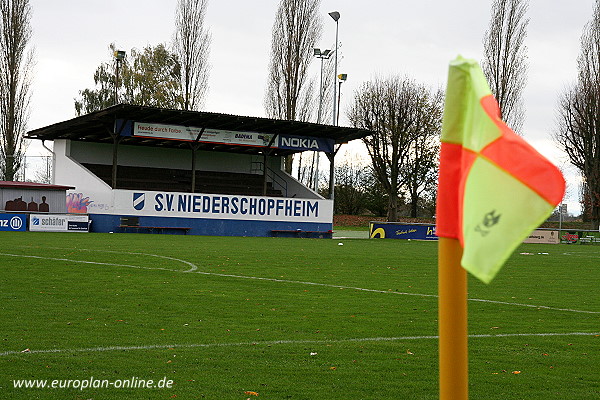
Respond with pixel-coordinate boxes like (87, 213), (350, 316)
(29, 214), (90, 232)
(523, 229), (560, 244)
(133, 122), (273, 147)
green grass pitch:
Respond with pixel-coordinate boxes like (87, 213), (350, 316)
(0, 231), (598, 399)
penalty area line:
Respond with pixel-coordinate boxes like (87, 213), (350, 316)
(2, 332), (598, 357)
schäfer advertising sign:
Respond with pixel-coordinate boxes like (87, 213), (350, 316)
(29, 214), (89, 232)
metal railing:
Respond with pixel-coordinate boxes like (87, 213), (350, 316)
(251, 161), (288, 197)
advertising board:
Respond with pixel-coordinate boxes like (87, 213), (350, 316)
(29, 214), (89, 232)
(0, 213), (26, 232)
(370, 223), (437, 240)
(523, 229), (560, 244)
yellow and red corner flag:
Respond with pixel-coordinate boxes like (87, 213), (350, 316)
(436, 56), (565, 283)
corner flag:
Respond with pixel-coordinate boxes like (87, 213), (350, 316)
(436, 57), (565, 283)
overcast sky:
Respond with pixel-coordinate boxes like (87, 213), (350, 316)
(26, 0), (596, 213)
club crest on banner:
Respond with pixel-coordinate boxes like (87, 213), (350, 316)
(133, 193), (146, 210)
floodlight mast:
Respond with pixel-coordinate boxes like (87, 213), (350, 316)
(329, 11), (340, 126)
(326, 11), (341, 201)
(312, 47), (332, 192)
(113, 50), (126, 105)
(336, 74), (347, 126)
(313, 48), (332, 124)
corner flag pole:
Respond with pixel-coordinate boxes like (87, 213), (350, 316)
(436, 55), (565, 400)
(438, 237), (468, 400)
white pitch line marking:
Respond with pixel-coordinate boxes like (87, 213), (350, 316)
(0, 253), (184, 273)
(57, 248), (199, 272)
(1, 332), (597, 357)
(562, 252), (600, 259)
(467, 298), (600, 314)
(1, 247), (198, 273)
(2, 251), (599, 314)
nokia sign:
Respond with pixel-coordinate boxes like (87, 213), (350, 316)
(278, 135), (334, 152)
(280, 137), (319, 150)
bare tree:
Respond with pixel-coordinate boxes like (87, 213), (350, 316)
(174, 0), (211, 111)
(0, 0), (33, 181)
(333, 153), (370, 215)
(348, 76), (443, 221)
(265, 0), (322, 173)
(403, 91), (442, 217)
(31, 154), (52, 184)
(555, 0), (600, 229)
(482, 0), (529, 134)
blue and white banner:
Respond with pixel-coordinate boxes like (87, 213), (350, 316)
(112, 190), (333, 223)
(278, 135), (334, 153)
(0, 213), (26, 232)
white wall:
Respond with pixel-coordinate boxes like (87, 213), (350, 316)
(69, 141), (263, 173)
(55, 139), (324, 203)
(54, 140), (114, 213)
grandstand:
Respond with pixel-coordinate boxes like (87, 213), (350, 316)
(26, 104), (372, 237)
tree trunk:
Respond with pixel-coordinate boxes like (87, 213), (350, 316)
(283, 155), (293, 174)
(593, 191), (600, 230)
(387, 191), (399, 222)
(410, 193), (418, 218)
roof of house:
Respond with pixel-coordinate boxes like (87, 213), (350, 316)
(0, 181), (75, 190)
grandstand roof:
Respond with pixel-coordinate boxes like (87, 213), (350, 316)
(26, 104), (374, 156)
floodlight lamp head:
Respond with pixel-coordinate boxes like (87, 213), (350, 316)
(313, 48), (321, 56)
(322, 49), (331, 57)
(114, 50), (126, 61)
(338, 73), (348, 81)
(329, 11), (340, 22)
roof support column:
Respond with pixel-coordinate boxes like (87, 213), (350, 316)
(262, 134), (279, 196)
(326, 144), (342, 200)
(107, 120), (127, 189)
(111, 137), (120, 189)
(190, 128), (206, 193)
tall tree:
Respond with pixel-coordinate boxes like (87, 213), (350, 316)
(348, 76), (443, 221)
(332, 153), (370, 215)
(402, 91), (442, 217)
(482, 0), (529, 134)
(555, 0), (600, 229)
(363, 174), (390, 218)
(265, 0), (322, 173)
(173, 0), (211, 111)
(75, 44), (184, 115)
(0, 0), (33, 181)
(74, 54), (114, 115)
(121, 44), (183, 108)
